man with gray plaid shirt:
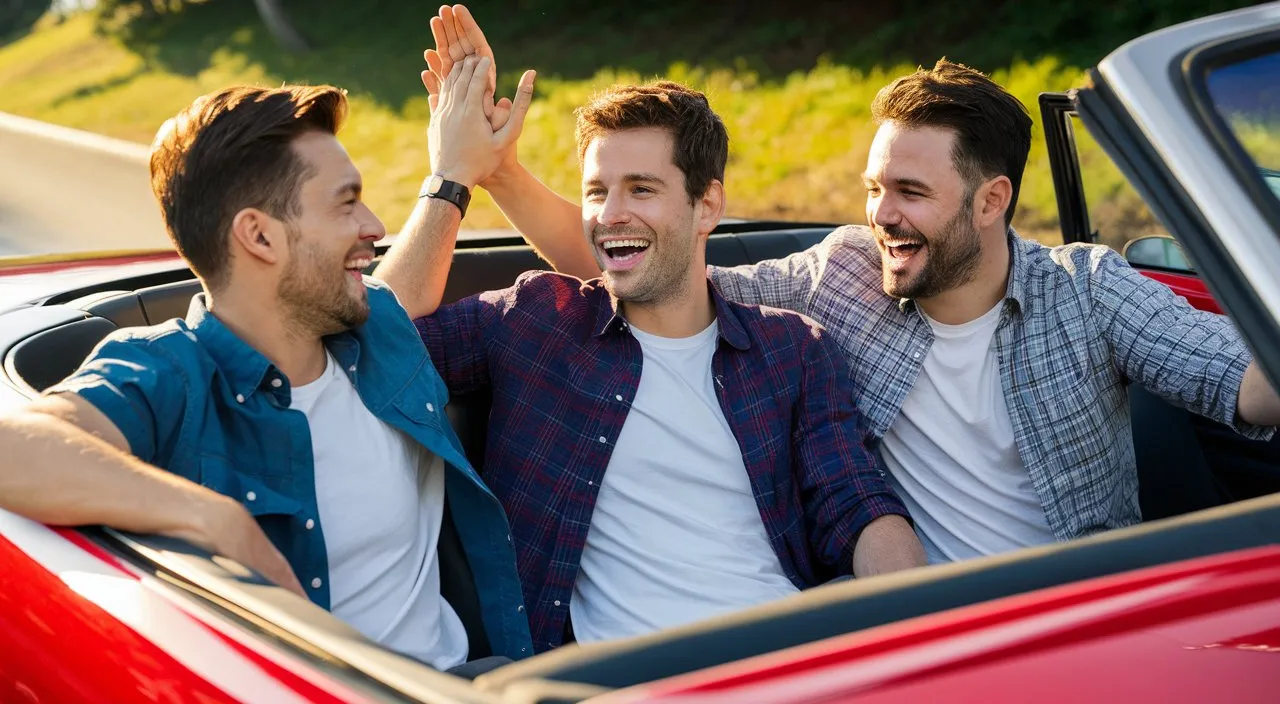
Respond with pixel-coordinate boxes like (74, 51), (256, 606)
(427, 15), (1280, 563)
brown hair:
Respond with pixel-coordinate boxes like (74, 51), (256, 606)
(149, 85), (348, 289)
(872, 59), (1032, 226)
(574, 81), (728, 202)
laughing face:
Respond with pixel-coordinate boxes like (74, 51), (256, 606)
(863, 122), (983, 300)
(581, 127), (701, 305)
(276, 132), (385, 336)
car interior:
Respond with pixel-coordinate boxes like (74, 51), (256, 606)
(3, 222), (1280, 704)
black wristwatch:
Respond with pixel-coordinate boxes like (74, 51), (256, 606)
(419, 174), (471, 218)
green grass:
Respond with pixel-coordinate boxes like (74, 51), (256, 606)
(0, 1), (1263, 240)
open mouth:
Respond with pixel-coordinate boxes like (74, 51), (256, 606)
(344, 254), (373, 282)
(599, 238), (652, 269)
(884, 242), (924, 260)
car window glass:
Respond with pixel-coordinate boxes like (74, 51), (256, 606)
(1206, 49), (1280, 211)
(1069, 115), (1192, 272)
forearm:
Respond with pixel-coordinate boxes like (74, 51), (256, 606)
(852, 514), (926, 577)
(1238, 361), (1280, 426)
(0, 411), (214, 537)
(485, 163), (600, 279)
(373, 195), (464, 319)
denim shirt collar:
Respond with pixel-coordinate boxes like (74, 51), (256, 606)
(185, 293), (362, 403)
(588, 277), (751, 351)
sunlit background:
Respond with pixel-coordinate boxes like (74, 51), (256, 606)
(0, 0), (1269, 258)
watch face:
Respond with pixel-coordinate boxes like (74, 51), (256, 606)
(427, 174), (445, 196)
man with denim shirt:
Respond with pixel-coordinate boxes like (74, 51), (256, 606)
(422, 9), (1280, 564)
(0, 58), (538, 671)
(379, 77), (926, 654)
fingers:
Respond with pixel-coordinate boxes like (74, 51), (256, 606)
(464, 56), (491, 104)
(452, 4), (496, 92)
(425, 48), (444, 78)
(439, 5), (464, 61)
(489, 97), (513, 130)
(429, 16), (453, 75)
(261, 544), (305, 597)
(451, 4), (475, 55)
(496, 69), (536, 145)
(422, 70), (441, 112)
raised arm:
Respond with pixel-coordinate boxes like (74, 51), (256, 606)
(421, 4), (599, 279)
(0, 394), (303, 595)
(374, 55), (536, 318)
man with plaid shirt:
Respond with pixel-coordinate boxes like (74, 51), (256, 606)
(380, 64), (926, 654)
(421, 9), (1280, 568)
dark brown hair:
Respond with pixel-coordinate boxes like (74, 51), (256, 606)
(575, 81), (728, 202)
(872, 59), (1032, 226)
(149, 85), (348, 289)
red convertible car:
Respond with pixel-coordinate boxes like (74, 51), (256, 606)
(3, 4), (1280, 703)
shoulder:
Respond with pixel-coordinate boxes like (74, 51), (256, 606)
(726, 299), (844, 361)
(83, 319), (201, 371)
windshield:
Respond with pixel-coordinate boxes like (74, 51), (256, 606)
(1205, 49), (1280, 210)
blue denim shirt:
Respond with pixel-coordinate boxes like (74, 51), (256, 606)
(50, 279), (533, 660)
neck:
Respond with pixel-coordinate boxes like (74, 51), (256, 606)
(621, 276), (715, 338)
(206, 283), (329, 386)
(916, 228), (1012, 325)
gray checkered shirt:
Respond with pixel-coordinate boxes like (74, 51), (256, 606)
(711, 225), (1272, 541)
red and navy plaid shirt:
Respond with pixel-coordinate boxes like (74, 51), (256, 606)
(416, 271), (909, 652)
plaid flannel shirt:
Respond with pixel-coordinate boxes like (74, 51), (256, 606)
(711, 225), (1274, 544)
(417, 271), (908, 652)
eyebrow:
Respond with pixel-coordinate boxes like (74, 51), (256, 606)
(584, 173), (667, 187)
(333, 180), (362, 200)
(861, 173), (934, 193)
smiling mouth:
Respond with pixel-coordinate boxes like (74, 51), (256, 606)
(343, 253), (373, 281)
(883, 242), (924, 261)
(600, 238), (651, 264)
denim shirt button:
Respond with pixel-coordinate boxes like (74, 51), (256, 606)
(426, 403), (435, 413)
(245, 491), (256, 502)
(614, 394), (623, 402)
(235, 394), (245, 403)
(311, 577), (323, 589)
(554, 600), (561, 606)
(517, 605), (525, 613)
(348, 365), (356, 373)
(305, 518), (316, 530)
(270, 378), (283, 388)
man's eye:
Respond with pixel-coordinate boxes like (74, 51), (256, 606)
(902, 191), (922, 198)
(865, 186), (881, 196)
(584, 189), (606, 200)
(633, 186), (653, 194)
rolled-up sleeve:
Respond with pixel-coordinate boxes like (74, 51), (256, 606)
(790, 318), (912, 573)
(1086, 247), (1274, 441)
(45, 336), (185, 463)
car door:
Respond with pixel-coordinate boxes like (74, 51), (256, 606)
(1044, 3), (1280, 506)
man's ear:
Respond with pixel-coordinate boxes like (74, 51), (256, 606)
(975, 175), (1013, 230)
(696, 179), (726, 236)
(229, 208), (284, 265)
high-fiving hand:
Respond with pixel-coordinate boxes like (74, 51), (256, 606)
(429, 54), (535, 189)
(422, 4), (507, 129)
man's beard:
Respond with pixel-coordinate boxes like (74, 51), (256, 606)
(277, 229), (370, 337)
(880, 201), (983, 300)
(594, 222), (696, 306)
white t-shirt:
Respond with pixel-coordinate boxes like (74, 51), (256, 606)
(290, 353), (468, 669)
(880, 302), (1054, 564)
(570, 321), (799, 642)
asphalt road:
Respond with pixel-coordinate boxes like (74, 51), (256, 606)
(0, 112), (170, 258)
(0, 113), (514, 260)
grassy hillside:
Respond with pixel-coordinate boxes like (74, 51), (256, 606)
(0, 1), (1263, 241)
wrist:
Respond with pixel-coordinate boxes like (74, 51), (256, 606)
(430, 166), (479, 191)
(480, 158), (524, 192)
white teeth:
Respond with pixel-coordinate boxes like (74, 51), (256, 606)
(344, 257), (372, 269)
(601, 239), (651, 250)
